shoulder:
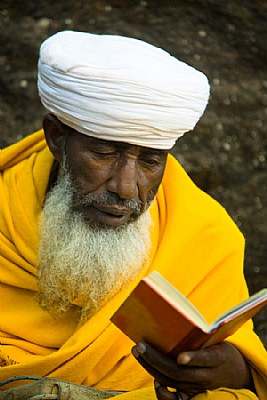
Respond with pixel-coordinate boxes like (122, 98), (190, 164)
(1, 130), (47, 171)
(161, 154), (244, 246)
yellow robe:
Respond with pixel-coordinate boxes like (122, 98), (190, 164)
(0, 130), (266, 399)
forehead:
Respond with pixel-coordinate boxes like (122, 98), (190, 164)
(66, 129), (168, 156)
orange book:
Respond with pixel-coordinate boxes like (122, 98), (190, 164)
(111, 271), (267, 357)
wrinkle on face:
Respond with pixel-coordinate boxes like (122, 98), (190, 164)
(60, 130), (168, 227)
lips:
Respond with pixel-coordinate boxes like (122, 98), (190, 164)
(92, 205), (130, 217)
(86, 204), (132, 227)
(75, 202), (140, 227)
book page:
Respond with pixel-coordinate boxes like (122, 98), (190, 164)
(147, 271), (209, 331)
(211, 288), (267, 330)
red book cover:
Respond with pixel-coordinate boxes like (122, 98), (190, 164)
(111, 271), (267, 357)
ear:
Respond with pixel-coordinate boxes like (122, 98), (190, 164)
(43, 113), (67, 162)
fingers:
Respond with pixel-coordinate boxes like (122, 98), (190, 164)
(132, 342), (221, 377)
(132, 342), (180, 379)
(177, 346), (222, 367)
(132, 341), (251, 394)
(154, 381), (177, 400)
(132, 343), (206, 391)
(154, 382), (190, 400)
(132, 345), (181, 387)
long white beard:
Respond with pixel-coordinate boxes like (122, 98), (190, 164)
(38, 172), (152, 320)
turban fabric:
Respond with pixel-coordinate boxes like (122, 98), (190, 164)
(38, 31), (210, 149)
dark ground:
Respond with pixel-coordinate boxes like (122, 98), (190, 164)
(0, 0), (266, 346)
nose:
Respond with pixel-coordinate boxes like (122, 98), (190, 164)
(107, 155), (139, 200)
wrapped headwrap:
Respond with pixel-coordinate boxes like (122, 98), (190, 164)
(38, 30), (210, 149)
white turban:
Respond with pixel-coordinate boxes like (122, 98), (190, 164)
(38, 31), (210, 149)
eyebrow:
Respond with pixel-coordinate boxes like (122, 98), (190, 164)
(87, 136), (166, 155)
(89, 137), (121, 147)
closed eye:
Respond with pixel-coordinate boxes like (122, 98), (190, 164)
(140, 156), (161, 166)
(92, 150), (119, 159)
(139, 150), (167, 168)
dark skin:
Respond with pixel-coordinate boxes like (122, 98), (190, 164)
(132, 341), (254, 399)
(43, 113), (168, 227)
(43, 113), (254, 399)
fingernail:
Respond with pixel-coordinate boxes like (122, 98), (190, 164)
(177, 352), (191, 365)
(132, 346), (139, 359)
(154, 381), (160, 389)
(137, 342), (146, 354)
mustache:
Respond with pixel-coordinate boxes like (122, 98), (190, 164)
(72, 191), (143, 214)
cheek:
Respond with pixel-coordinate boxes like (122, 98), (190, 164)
(139, 172), (164, 203)
(145, 184), (160, 205)
(67, 159), (111, 194)
(74, 171), (108, 194)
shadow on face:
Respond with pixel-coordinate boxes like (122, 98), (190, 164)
(43, 114), (168, 228)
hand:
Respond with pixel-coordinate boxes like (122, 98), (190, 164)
(132, 341), (254, 399)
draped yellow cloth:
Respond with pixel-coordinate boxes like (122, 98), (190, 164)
(0, 130), (266, 399)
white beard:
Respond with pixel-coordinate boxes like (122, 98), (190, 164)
(38, 171), (152, 320)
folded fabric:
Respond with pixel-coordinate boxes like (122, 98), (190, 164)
(38, 31), (210, 149)
(0, 131), (266, 399)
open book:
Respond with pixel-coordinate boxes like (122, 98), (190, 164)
(111, 271), (267, 357)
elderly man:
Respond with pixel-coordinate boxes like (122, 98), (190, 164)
(0, 31), (266, 400)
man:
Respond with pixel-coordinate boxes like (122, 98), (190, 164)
(0, 31), (266, 399)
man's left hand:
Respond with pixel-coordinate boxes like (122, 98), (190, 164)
(132, 341), (254, 399)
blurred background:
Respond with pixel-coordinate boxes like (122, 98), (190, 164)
(0, 0), (266, 345)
